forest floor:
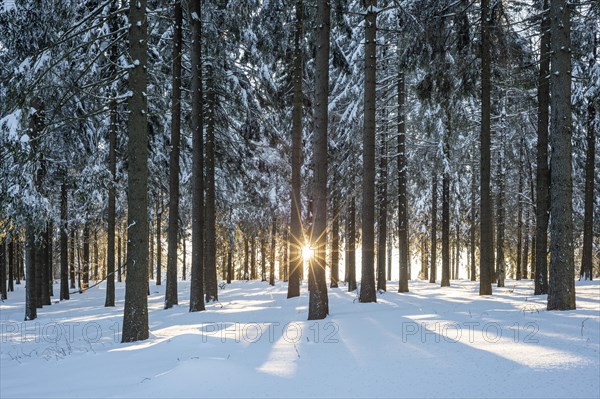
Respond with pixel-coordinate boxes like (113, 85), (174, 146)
(1, 278), (599, 398)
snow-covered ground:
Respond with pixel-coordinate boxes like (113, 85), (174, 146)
(1, 279), (599, 398)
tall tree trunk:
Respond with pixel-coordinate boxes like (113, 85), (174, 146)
(251, 236), (256, 280)
(470, 150), (477, 281)
(244, 236), (249, 280)
(377, 110), (387, 292)
(580, 63), (596, 280)
(308, 0), (330, 319)
(347, 196), (357, 291)
(441, 129), (451, 287)
(516, 142), (524, 280)
(117, 223), (122, 283)
(48, 222), (54, 297)
(547, 0), (575, 310)
(227, 232), (233, 284)
(60, 182), (69, 300)
(35, 236), (44, 307)
(430, 172), (438, 284)
(82, 222), (90, 290)
(189, 0), (205, 312)
(260, 236), (267, 282)
(8, 238), (14, 292)
(165, 0), (182, 309)
(25, 230), (37, 320)
(479, 0), (493, 295)
(535, 0), (550, 295)
(331, 189), (340, 288)
(287, 0), (303, 299)
(70, 229), (76, 288)
(156, 196), (162, 286)
(522, 208), (530, 280)
(0, 238), (6, 300)
(204, 64), (217, 302)
(495, 153), (505, 288)
(93, 230), (98, 281)
(270, 220), (276, 286)
(182, 234), (186, 281)
(121, 0), (150, 342)
(360, 0), (377, 303)
(283, 226), (289, 282)
(398, 71), (410, 292)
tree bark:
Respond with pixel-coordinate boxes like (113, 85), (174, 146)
(60, 181), (70, 300)
(164, 1), (183, 309)
(308, 0), (330, 319)
(516, 142), (524, 280)
(251, 236), (256, 280)
(430, 172), (438, 284)
(479, 0), (493, 295)
(8, 238), (14, 292)
(495, 153), (505, 288)
(270, 220), (276, 286)
(470, 151), (477, 281)
(397, 71), (409, 293)
(0, 238), (6, 300)
(535, 0), (550, 296)
(189, 0), (205, 312)
(547, 0), (576, 310)
(347, 195), (357, 291)
(70, 229), (76, 288)
(331, 188), (340, 288)
(287, 0), (303, 299)
(580, 66), (596, 280)
(377, 110), (387, 292)
(25, 230), (37, 320)
(156, 195), (162, 286)
(204, 63), (217, 302)
(360, 0), (377, 303)
(121, 0), (150, 342)
(441, 127), (451, 287)
(82, 222), (90, 290)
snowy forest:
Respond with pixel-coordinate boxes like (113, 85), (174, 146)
(0, 0), (599, 398)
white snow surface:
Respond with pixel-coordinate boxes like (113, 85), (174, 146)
(1, 279), (599, 398)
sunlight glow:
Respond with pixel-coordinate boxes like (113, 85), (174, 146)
(301, 244), (314, 262)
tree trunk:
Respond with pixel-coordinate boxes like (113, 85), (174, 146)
(204, 63), (217, 302)
(189, 0), (205, 313)
(260, 236), (267, 282)
(121, 0), (150, 342)
(347, 195), (357, 291)
(227, 232), (233, 284)
(70, 229), (76, 288)
(283, 226), (289, 282)
(360, 0), (377, 303)
(117, 224), (122, 283)
(377, 108), (387, 292)
(496, 153), (505, 288)
(244, 236), (249, 280)
(165, 0), (182, 309)
(441, 128), (451, 287)
(470, 150), (477, 281)
(287, 0), (303, 299)
(0, 238), (6, 300)
(430, 172), (438, 284)
(8, 238), (14, 292)
(270, 220), (276, 286)
(535, 0), (550, 295)
(398, 71), (410, 292)
(182, 234), (186, 281)
(479, 0), (493, 295)
(82, 222), (90, 290)
(25, 229), (37, 320)
(156, 196), (162, 286)
(516, 142), (524, 280)
(60, 182), (70, 300)
(93, 230), (98, 281)
(308, 0), (330, 319)
(331, 190), (340, 288)
(547, 0), (575, 310)
(580, 77), (596, 280)
(251, 236), (256, 280)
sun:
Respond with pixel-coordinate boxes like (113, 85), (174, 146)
(301, 244), (314, 262)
